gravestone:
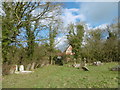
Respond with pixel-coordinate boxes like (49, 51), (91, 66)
(93, 61), (102, 66)
(80, 61), (89, 71)
(14, 65), (19, 74)
(41, 63), (45, 67)
(31, 62), (36, 70)
(36, 63), (41, 68)
(15, 65), (18, 72)
(19, 65), (24, 72)
(82, 66), (89, 71)
(72, 64), (80, 68)
(26, 64), (31, 70)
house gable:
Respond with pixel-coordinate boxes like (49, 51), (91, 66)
(65, 45), (74, 55)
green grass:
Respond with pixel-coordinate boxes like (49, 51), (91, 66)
(2, 62), (119, 88)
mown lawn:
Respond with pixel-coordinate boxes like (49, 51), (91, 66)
(2, 62), (119, 88)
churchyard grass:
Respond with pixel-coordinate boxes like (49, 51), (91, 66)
(2, 62), (119, 88)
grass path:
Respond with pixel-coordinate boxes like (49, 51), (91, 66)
(2, 62), (119, 88)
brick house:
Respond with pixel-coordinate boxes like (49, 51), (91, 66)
(64, 45), (74, 55)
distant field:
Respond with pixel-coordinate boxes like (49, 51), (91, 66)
(2, 62), (119, 88)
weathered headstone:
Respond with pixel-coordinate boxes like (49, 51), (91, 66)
(31, 62), (36, 70)
(26, 64), (31, 70)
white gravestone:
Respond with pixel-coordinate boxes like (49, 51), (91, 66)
(15, 65), (18, 72)
(15, 65), (19, 74)
(19, 65), (24, 72)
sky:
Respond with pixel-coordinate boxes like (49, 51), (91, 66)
(62, 2), (118, 27)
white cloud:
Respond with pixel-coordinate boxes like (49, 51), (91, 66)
(61, 8), (85, 27)
(85, 23), (108, 31)
(79, 2), (118, 25)
(94, 23), (108, 30)
(67, 8), (79, 12)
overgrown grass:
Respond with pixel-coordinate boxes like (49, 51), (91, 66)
(2, 62), (119, 88)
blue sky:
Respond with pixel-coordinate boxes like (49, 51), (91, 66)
(63, 2), (80, 9)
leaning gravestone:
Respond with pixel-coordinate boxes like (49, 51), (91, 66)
(81, 61), (89, 71)
(41, 63), (45, 67)
(82, 66), (89, 71)
(36, 63), (41, 68)
(31, 62), (36, 70)
(35, 63), (39, 68)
